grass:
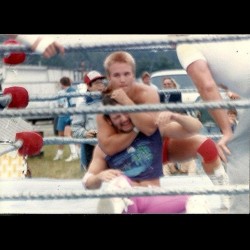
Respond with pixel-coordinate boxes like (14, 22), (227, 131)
(27, 145), (84, 179)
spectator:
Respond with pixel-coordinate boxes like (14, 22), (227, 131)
(53, 77), (79, 162)
(195, 95), (221, 135)
(141, 71), (158, 90)
(160, 77), (181, 103)
(194, 85), (240, 135)
(71, 71), (106, 170)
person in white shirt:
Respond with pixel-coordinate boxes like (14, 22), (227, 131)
(176, 36), (250, 213)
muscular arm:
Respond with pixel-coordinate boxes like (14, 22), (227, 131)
(187, 60), (233, 161)
(83, 145), (108, 189)
(96, 115), (138, 155)
(83, 145), (122, 189)
(111, 87), (160, 136)
(97, 87), (160, 156)
(187, 60), (233, 138)
(158, 112), (202, 138)
(127, 88), (160, 136)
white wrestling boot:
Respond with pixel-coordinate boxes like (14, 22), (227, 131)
(97, 176), (134, 214)
(186, 195), (211, 214)
(210, 165), (232, 211)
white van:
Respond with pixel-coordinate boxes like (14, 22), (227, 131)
(150, 69), (199, 103)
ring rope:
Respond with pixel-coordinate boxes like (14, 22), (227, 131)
(0, 135), (221, 154)
(0, 184), (248, 201)
(28, 89), (218, 102)
(0, 35), (248, 209)
(43, 134), (221, 144)
(0, 99), (249, 118)
(0, 35), (249, 54)
(0, 141), (22, 156)
(0, 134), (222, 156)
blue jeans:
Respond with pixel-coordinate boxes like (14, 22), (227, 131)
(201, 122), (221, 135)
(80, 144), (87, 171)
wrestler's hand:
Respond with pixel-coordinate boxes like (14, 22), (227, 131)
(97, 175), (134, 214)
(85, 130), (98, 138)
(217, 134), (232, 163)
(98, 169), (123, 182)
(155, 111), (174, 126)
(111, 89), (134, 105)
(31, 37), (65, 58)
(227, 91), (241, 100)
(15, 35), (64, 58)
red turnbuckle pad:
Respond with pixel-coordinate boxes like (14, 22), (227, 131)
(3, 86), (29, 108)
(15, 131), (43, 156)
(3, 39), (26, 65)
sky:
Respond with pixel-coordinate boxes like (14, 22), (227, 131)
(49, 34), (171, 46)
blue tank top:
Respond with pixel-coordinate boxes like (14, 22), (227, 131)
(105, 129), (163, 181)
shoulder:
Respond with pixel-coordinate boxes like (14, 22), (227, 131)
(176, 43), (207, 70)
(150, 83), (159, 90)
(68, 86), (76, 92)
(134, 83), (159, 103)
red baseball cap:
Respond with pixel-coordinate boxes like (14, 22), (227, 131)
(84, 71), (106, 86)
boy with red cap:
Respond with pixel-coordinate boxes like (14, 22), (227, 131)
(71, 71), (106, 170)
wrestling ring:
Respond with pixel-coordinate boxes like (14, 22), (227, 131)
(0, 34), (249, 214)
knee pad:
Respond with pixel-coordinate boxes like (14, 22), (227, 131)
(197, 138), (219, 164)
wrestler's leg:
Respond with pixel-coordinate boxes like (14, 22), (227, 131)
(102, 176), (188, 214)
(168, 136), (227, 176)
(126, 195), (188, 214)
(168, 136), (230, 209)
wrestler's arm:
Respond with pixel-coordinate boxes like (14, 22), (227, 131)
(158, 112), (203, 138)
(187, 60), (233, 153)
(96, 115), (138, 156)
(128, 87), (160, 136)
(7, 34), (64, 58)
(83, 145), (122, 189)
(111, 87), (159, 136)
(177, 44), (233, 161)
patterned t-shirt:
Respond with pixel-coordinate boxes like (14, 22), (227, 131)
(105, 130), (163, 181)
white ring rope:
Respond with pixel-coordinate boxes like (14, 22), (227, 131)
(42, 134), (222, 145)
(0, 135), (222, 156)
(0, 99), (249, 118)
(28, 89), (215, 102)
(0, 184), (248, 201)
(0, 34), (249, 54)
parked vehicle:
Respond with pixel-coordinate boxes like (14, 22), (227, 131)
(150, 69), (199, 103)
